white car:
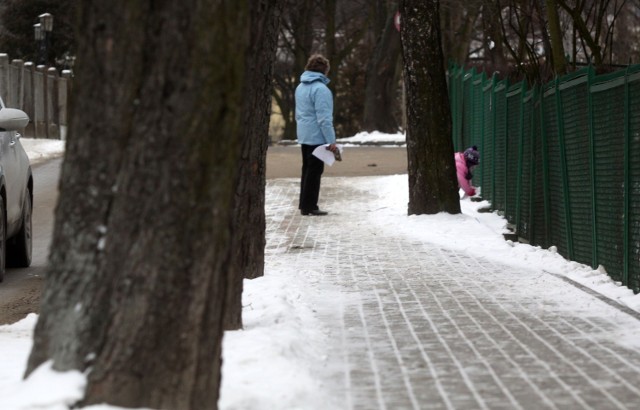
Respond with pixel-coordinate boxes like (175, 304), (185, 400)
(0, 100), (32, 282)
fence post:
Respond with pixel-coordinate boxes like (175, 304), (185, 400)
(478, 72), (487, 190)
(451, 66), (456, 144)
(34, 66), (47, 138)
(464, 67), (476, 150)
(59, 70), (71, 140)
(539, 86), (551, 248)
(23, 62), (35, 138)
(587, 66), (598, 268)
(527, 86), (539, 243)
(0, 54), (9, 104)
(46, 67), (59, 138)
(458, 66), (464, 149)
(623, 65), (631, 286)
(491, 74), (498, 207)
(554, 77), (574, 260)
(450, 66), (460, 149)
(515, 81), (526, 234)
(11, 59), (24, 110)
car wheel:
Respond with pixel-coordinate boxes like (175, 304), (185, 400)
(0, 196), (5, 282)
(7, 189), (32, 268)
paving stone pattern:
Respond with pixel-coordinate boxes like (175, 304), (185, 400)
(265, 178), (640, 410)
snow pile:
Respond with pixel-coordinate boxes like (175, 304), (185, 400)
(20, 138), (65, 165)
(337, 131), (405, 146)
(219, 264), (339, 410)
(0, 315), (86, 410)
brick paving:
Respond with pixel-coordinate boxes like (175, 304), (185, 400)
(265, 177), (640, 410)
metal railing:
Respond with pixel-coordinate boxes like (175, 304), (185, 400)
(449, 64), (640, 294)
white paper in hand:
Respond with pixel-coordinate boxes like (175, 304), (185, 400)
(312, 144), (343, 166)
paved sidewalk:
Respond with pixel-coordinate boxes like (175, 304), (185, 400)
(265, 177), (640, 410)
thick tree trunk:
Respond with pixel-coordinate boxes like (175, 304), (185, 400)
(25, 1), (249, 409)
(225, 0), (284, 331)
(400, 0), (461, 215)
(362, 6), (401, 133)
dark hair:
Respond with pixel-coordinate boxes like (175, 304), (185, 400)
(305, 54), (330, 74)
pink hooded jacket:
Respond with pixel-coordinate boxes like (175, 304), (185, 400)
(455, 152), (477, 196)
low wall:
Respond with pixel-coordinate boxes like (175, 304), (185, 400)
(0, 53), (71, 139)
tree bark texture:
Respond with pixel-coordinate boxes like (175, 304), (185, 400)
(224, 0), (284, 331)
(26, 1), (249, 409)
(545, 0), (567, 75)
(363, 5), (402, 133)
(400, 0), (461, 215)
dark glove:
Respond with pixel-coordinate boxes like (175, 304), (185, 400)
(326, 144), (341, 161)
(465, 171), (473, 180)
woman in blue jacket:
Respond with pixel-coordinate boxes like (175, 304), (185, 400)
(295, 54), (338, 216)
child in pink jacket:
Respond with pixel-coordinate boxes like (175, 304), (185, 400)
(455, 146), (479, 197)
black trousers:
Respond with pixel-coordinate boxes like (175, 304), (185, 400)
(299, 144), (325, 211)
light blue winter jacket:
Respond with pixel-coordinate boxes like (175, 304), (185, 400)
(295, 71), (336, 145)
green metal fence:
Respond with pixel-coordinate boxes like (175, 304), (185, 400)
(449, 64), (640, 294)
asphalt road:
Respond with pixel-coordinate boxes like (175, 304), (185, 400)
(0, 146), (409, 325)
(0, 157), (61, 325)
(265, 145), (407, 178)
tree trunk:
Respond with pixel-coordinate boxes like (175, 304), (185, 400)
(323, 0), (339, 97)
(362, 5), (401, 133)
(556, 0), (604, 66)
(483, 0), (507, 68)
(441, 0), (481, 65)
(273, 84), (296, 140)
(273, 0), (315, 140)
(400, 0), (461, 215)
(545, 0), (567, 75)
(25, 1), (249, 409)
(322, 0), (367, 116)
(225, 0), (284, 331)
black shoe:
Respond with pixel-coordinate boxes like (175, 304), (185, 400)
(301, 209), (328, 216)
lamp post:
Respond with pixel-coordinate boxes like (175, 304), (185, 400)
(34, 13), (53, 66)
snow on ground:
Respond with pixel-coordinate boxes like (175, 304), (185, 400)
(336, 131), (405, 146)
(19, 138), (65, 165)
(1, 136), (639, 409)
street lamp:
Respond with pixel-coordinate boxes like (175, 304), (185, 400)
(34, 13), (53, 65)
